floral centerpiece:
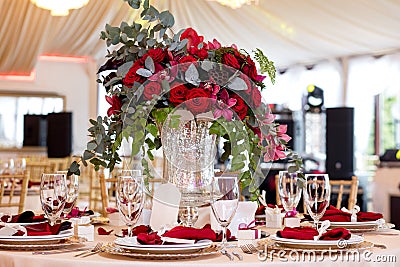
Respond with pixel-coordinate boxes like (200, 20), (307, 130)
(68, 0), (302, 199)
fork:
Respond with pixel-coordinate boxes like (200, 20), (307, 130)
(74, 242), (103, 257)
(240, 244), (259, 254)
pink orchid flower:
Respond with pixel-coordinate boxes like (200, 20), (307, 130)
(213, 89), (237, 121)
(277, 124), (292, 143)
(207, 39), (222, 49)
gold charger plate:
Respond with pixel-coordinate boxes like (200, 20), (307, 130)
(0, 237), (84, 251)
(259, 238), (374, 252)
(103, 243), (220, 260)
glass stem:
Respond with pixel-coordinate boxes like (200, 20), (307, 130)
(221, 226), (227, 247)
(127, 225), (132, 237)
(314, 219), (319, 230)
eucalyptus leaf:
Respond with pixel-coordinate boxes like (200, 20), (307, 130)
(184, 64), (200, 86)
(227, 77), (247, 91)
(83, 150), (95, 160)
(87, 141), (97, 151)
(136, 68), (153, 77)
(117, 61), (134, 77)
(145, 56), (155, 73)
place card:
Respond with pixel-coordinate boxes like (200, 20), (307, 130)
(150, 183), (181, 231)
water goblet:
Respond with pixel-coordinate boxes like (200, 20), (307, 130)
(303, 174), (331, 229)
(116, 170), (144, 237)
(278, 171), (302, 214)
(210, 176), (239, 248)
(56, 171), (79, 215)
(40, 173), (67, 226)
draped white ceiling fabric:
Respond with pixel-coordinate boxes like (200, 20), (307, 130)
(1, 0), (400, 75)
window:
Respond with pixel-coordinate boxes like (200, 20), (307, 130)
(0, 92), (65, 148)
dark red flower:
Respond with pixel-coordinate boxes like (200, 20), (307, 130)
(123, 61), (146, 87)
(185, 88), (211, 115)
(146, 47), (166, 63)
(251, 88), (262, 107)
(222, 53), (241, 69)
(143, 82), (162, 100)
(231, 93), (248, 120)
(241, 56), (258, 81)
(169, 82), (189, 106)
(106, 95), (122, 116)
(180, 27), (204, 48)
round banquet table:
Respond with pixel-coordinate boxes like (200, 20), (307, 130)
(0, 225), (399, 267)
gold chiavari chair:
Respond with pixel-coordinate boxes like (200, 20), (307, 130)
(330, 176), (359, 210)
(0, 171), (30, 213)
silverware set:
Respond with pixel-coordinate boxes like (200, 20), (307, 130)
(239, 243), (259, 254)
(74, 242), (104, 257)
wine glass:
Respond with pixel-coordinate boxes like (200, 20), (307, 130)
(56, 171), (79, 215)
(40, 173), (67, 226)
(116, 170), (144, 237)
(278, 171), (302, 214)
(210, 176), (239, 248)
(303, 174), (331, 229)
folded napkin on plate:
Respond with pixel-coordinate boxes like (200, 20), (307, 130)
(320, 205), (383, 222)
(0, 221), (71, 236)
(136, 224), (235, 245)
(66, 207), (94, 219)
(277, 226), (351, 240)
(0, 211), (46, 224)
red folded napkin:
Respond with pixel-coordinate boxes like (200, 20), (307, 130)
(277, 226), (351, 241)
(0, 211), (46, 224)
(1, 221), (72, 236)
(136, 224), (234, 245)
(320, 205), (383, 222)
(23, 221), (72, 236)
(66, 207), (94, 219)
(162, 224), (217, 241)
(137, 232), (162, 245)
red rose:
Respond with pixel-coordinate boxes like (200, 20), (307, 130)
(231, 93), (248, 120)
(147, 48), (166, 63)
(123, 61), (146, 87)
(241, 56), (258, 80)
(170, 82), (189, 106)
(250, 87), (262, 107)
(222, 53), (241, 69)
(179, 55), (197, 64)
(188, 47), (208, 60)
(105, 95), (122, 117)
(180, 27), (204, 48)
(185, 88), (211, 115)
(143, 82), (162, 100)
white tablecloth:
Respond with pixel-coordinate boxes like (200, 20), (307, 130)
(0, 226), (399, 267)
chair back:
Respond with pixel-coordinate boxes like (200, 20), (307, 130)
(0, 171), (30, 213)
(330, 176), (359, 210)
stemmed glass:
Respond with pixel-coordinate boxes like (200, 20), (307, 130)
(278, 171), (303, 214)
(116, 170), (144, 237)
(303, 174), (331, 229)
(56, 171), (79, 215)
(40, 173), (67, 226)
(210, 176), (239, 248)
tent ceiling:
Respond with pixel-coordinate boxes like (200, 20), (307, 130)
(1, 0), (400, 75)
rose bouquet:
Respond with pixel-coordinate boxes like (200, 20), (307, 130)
(68, 0), (302, 199)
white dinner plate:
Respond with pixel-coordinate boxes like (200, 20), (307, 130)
(0, 230), (73, 242)
(270, 234), (364, 247)
(114, 237), (213, 253)
(329, 220), (380, 227)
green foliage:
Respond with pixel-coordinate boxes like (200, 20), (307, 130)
(253, 48), (276, 84)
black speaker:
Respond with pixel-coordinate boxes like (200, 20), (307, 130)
(326, 107), (354, 179)
(23, 115), (47, 146)
(47, 112), (72, 158)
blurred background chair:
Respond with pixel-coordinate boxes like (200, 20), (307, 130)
(330, 176), (359, 210)
(0, 171), (30, 213)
